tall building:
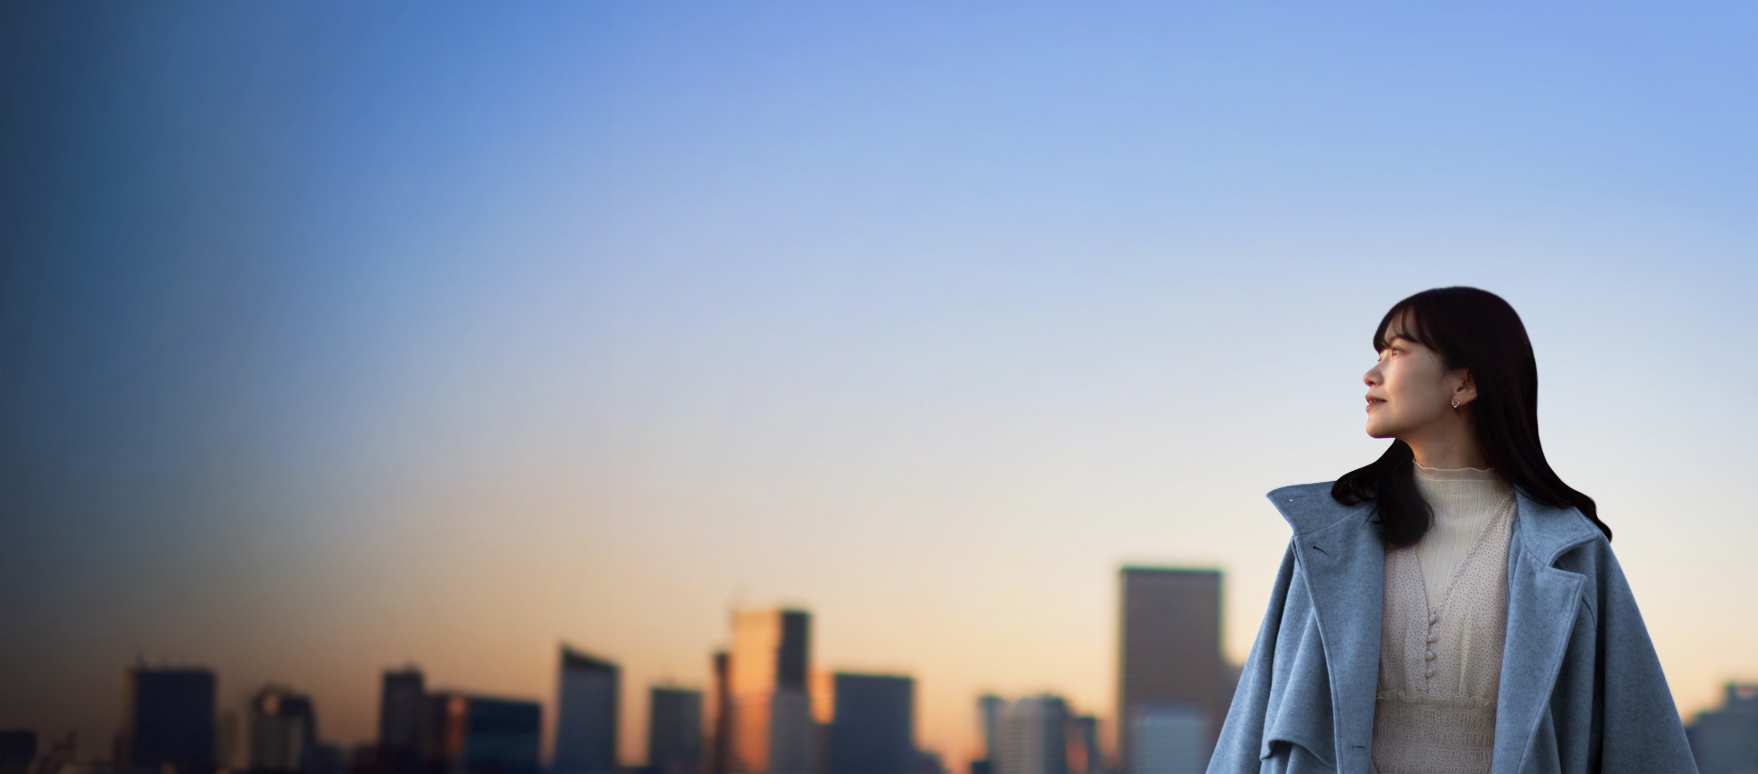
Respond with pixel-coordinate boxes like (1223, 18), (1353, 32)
(992, 697), (1067, 774)
(1687, 683), (1758, 774)
(1063, 716), (1099, 774)
(647, 688), (704, 774)
(554, 647), (619, 774)
(0, 731), (35, 774)
(378, 669), (425, 774)
(728, 609), (812, 774)
(248, 686), (318, 774)
(709, 652), (732, 774)
(825, 674), (913, 774)
(123, 667), (216, 774)
(1116, 568), (1226, 773)
(971, 696), (1003, 774)
(423, 694), (542, 774)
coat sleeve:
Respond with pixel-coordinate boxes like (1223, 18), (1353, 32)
(1208, 541), (1297, 774)
(1590, 545), (1697, 773)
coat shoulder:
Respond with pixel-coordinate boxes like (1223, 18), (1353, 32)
(1266, 481), (1373, 537)
(1513, 491), (1609, 568)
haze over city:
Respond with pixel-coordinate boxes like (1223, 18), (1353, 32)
(2, 2), (1754, 772)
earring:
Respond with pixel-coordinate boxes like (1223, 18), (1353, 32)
(1451, 399), (1460, 409)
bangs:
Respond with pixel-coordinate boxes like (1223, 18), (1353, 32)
(1372, 300), (1436, 352)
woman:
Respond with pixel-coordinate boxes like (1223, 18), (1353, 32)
(1208, 288), (1695, 774)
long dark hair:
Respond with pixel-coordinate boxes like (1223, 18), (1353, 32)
(1331, 287), (1611, 546)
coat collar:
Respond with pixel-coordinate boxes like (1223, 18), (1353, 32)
(1268, 483), (1382, 772)
(1265, 482), (1605, 774)
(1507, 486), (1602, 565)
(1491, 489), (1601, 772)
(1266, 481), (1602, 553)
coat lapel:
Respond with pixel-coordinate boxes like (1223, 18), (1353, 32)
(1491, 491), (1599, 773)
(1269, 484), (1383, 773)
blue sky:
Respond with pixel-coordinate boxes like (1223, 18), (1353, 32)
(3, 1), (1754, 765)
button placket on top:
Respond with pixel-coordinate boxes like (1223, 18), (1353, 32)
(1424, 612), (1438, 678)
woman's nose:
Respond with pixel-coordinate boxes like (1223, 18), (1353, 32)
(1364, 367), (1381, 386)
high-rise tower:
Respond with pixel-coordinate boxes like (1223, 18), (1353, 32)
(972, 695), (1004, 774)
(377, 668), (424, 774)
(825, 674), (914, 774)
(647, 688), (704, 774)
(727, 609), (812, 774)
(554, 646), (620, 774)
(992, 696), (1068, 774)
(423, 693), (542, 774)
(1117, 568), (1226, 773)
(122, 667), (217, 774)
(709, 651), (732, 774)
(247, 685), (318, 774)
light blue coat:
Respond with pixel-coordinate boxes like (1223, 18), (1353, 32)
(1208, 482), (1697, 774)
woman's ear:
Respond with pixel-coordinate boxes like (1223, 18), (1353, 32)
(1453, 370), (1479, 408)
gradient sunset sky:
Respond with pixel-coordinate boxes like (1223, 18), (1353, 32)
(2, 2), (1754, 769)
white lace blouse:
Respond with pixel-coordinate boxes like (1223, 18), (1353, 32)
(1372, 464), (1516, 774)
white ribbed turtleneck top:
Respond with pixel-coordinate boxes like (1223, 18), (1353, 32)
(1372, 464), (1516, 774)
(1412, 465), (1515, 605)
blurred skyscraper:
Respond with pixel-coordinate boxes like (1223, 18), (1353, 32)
(1116, 568), (1227, 773)
(728, 609), (813, 774)
(709, 652), (732, 774)
(122, 667), (216, 774)
(992, 696), (1067, 774)
(421, 694), (541, 774)
(970, 696), (1002, 774)
(248, 686), (318, 774)
(554, 647), (619, 774)
(1687, 683), (1758, 774)
(647, 688), (704, 774)
(0, 731), (35, 774)
(823, 674), (913, 774)
(1062, 716), (1099, 774)
(378, 669), (425, 774)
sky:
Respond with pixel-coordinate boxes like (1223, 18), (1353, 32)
(2, 1), (1755, 770)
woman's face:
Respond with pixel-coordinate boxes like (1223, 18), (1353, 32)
(1363, 317), (1471, 440)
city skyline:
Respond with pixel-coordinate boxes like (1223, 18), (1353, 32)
(10, 576), (1756, 772)
(3, 3), (1754, 774)
(60, 601), (1128, 772)
(13, 570), (1236, 770)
